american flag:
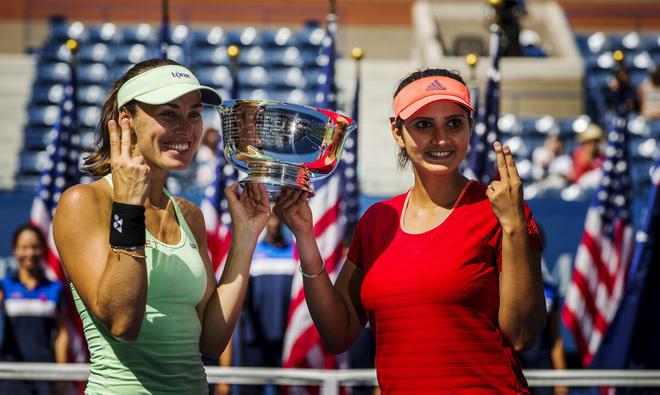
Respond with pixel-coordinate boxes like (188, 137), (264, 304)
(561, 95), (635, 367)
(465, 23), (501, 184)
(159, 0), (170, 59)
(200, 137), (238, 278)
(29, 52), (88, 364)
(283, 7), (358, 378)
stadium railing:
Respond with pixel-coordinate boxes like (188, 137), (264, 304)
(1, 363), (660, 395)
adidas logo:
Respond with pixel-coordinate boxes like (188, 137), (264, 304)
(425, 79), (446, 91)
(113, 214), (123, 233)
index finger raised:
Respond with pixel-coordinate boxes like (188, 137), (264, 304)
(493, 141), (509, 182)
(120, 118), (132, 160)
(502, 145), (521, 181)
(108, 120), (121, 162)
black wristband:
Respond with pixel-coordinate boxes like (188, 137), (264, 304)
(109, 202), (146, 247)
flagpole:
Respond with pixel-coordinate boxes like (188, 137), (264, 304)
(160, 0), (170, 59)
(227, 45), (240, 99)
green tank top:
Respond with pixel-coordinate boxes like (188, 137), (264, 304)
(71, 175), (209, 394)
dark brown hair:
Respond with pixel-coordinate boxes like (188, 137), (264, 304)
(82, 58), (181, 176)
(12, 223), (47, 251)
(392, 68), (474, 169)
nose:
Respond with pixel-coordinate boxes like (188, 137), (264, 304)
(430, 127), (449, 145)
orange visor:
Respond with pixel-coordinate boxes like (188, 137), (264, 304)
(392, 76), (475, 120)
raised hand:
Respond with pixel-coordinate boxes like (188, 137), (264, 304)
(225, 182), (271, 238)
(486, 142), (526, 233)
(109, 118), (150, 205)
(272, 187), (313, 237)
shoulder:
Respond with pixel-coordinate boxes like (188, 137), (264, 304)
(59, 179), (111, 210)
(174, 197), (205, 234)
(56, 180), (112, 223)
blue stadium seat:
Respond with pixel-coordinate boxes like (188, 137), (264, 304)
(267, 47), (304, 67)
(192, 27), (227, 47)
(162, 44), (187, 65)
(629, 137), (659, 160)
(87, 23), (119, 44)
(191, 46), (230, 66)
(14, 175), (42, 192)
(226, 27), (260, 47)
(168, 25), (191, 46)
(268, 67), (307, 89)
(28, 105), (60, 127)
(49, 20), (87, 42)
(237, 88), (270, 101)
(609, 32), (642, 53)
(303, 68), (322, 89)
(30, 84), (64, 105)
(295, 26), (325, 48)
(19, 151), (50, 175)
(77, 43), (113, 64)
(648, 119), (660, 138)
(36, 62), (71, 84)
(121, 24), (157, 45)
(630, 160), (654, 189)
(40, 43), (73, 63)
(79, 128), (97, 151)
(642, 35), (660, 53)
(261, 28), (297, 47)
(77, 63), (110, 85)
(268, 88), (311, 105)
(237, 66), (269, 88)
(624, 51), (653, 71)
(113, 43), (158, 65)
(77, 85), (107, 106)
(77, 106), (101, 128)
(23, 127), (55, 151)
(301, 47), (323, 67)
(520, 115), (560, 135)
(194, 65), (232, 89)
(239, 46), (266, 66)
(558, 115), (592, 137)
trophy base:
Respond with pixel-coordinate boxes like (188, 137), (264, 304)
(239, 161), (313, 200)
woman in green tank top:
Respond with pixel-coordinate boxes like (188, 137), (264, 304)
(53, 59), (271, 394)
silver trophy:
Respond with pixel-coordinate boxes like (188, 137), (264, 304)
(218, 99), (357, 199)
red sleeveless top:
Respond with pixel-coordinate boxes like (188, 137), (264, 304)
(348, 181), (542, 394)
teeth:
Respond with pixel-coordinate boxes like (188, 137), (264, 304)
(428, 151), (452, 158)
(164, 142), (190, 152)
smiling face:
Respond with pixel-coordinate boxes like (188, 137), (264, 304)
(13, 229), (44, 272)
(392, 101), (471, 176)
(125, 90), (204, 171)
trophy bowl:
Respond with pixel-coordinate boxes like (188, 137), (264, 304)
(218, 99), (357, 199)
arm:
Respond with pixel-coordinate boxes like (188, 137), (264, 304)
(198, 183), (271, 358)
(53, 118), (151, 342)
(54, 305), (69, 363)
(488, 142), (546, 352)
(274, 188), (367, 354)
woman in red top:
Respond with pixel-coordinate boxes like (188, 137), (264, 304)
(274, 68), (546, 394)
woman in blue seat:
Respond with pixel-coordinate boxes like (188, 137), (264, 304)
(53, 58), (271, 394)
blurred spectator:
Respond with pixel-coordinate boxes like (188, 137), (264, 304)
(638, 66), (660, 118)
(520, 29), (548, 57)
(572, 123), (605, 188)
(496, 0), (527, 56)
(520, 261), (567, 395)
(0, 224), (68, 395)
(196, 127), (220, 188)
(233, 213), (295, 395)
(531, 135), (573, 189)
(607, 67), (641, 113)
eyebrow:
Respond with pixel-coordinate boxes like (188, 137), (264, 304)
(163, 102), (203, 110)
(409, 113), (466, 121)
